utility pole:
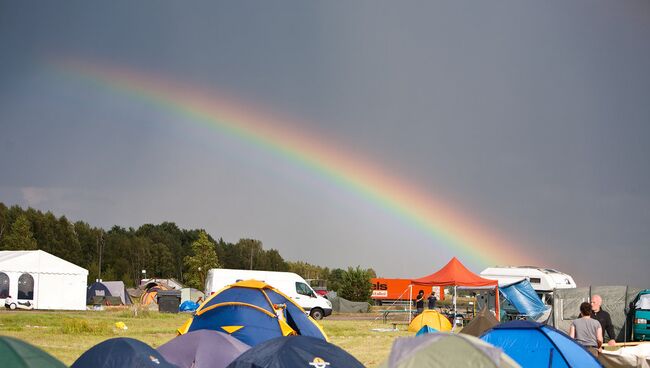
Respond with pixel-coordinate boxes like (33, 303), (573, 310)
(97, 232), (104, 281)
(249, 244), (254, 270)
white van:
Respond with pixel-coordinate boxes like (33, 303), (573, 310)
(205, 268), (333, 320)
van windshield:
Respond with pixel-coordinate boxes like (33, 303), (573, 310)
(637, 294), (650, 310)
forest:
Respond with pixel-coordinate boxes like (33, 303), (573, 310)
(0, 203), (374, 300)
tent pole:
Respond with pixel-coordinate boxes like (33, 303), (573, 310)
(495, 286), (500, 322)
(408, 285), (413, 323)
(454, 285), (457, 320)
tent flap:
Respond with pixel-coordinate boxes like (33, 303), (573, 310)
(499, 279), (550, 321)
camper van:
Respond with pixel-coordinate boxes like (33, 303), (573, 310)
(205, 269), (332, 320)
(480, 266), (576, 304)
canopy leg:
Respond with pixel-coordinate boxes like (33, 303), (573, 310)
(453, 285), (457, 321)
(408, 285), (413, 323)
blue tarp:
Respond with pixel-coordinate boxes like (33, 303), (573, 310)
(499, 279), (550, 321)
(179, 300), (199, 312)
(480, 321), (602, 368)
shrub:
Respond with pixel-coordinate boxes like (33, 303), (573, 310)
(59, 318), (111, 335)
(339, 266), (372, 302)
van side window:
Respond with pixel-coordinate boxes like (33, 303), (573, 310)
(296, 282), (313, 297)
(529, 277), (541, 284)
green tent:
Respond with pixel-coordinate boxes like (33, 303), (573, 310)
(0, 336), (67, 368)
(379, 333), (520, 368)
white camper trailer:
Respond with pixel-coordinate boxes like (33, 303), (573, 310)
(480, 266), (576, 304)
(205, 268), (333, 320)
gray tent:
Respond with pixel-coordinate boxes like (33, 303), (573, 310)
(460, 306), (498, 337)
(157, 330), (250, 368)
(180, 288), (204, 304)
(550, 285), (643, 342)
(103, 281), (133, 305)
(379, 333), (520, 368)
(87, 281), (132, 305)
(325, 291), (369, 313)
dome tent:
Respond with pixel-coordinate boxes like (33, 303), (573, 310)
(226, 336), (364, 368)
(408, 310), (452, 332)
(460, 306), (499, 337)
(380, 333), (520, 368)
(480, 320), (602, 368)
(0, 336), (67, 368)
(140, 283), (170, 306)
(416, 325), (438, 336)
(180, 280), (327, 346)
(71, 337), (176, 368)
(180, 287), (204, 303)
(158, 330), (250, 368)
(87, 281), (132, 305)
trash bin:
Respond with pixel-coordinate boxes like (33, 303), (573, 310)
(157, 290), (181, 313)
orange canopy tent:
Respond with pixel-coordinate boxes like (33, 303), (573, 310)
(410, 257), (500, 322)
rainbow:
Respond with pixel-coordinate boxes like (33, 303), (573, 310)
(52, 59), (530, 267)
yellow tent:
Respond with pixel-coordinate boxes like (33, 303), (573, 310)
(408, 310), (452, 332)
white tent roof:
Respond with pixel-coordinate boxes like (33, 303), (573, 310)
(0, 250), (87, 275)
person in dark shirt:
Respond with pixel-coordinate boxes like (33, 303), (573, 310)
(427, 291), (437, 310)
(591, 294), (616, 346)
(415, 290), (425, 315)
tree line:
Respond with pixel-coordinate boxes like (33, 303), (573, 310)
(0, 203), (374, 301)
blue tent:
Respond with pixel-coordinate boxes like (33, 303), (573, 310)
(86, 282), (111, 304)
(480, 321), (602, 368)
(415, 325), (438, 336)
(226, 336), (364, 368)
(499, 280), (550, 321)
(181, 280), (327, 346)
(71, 338), (176, 368)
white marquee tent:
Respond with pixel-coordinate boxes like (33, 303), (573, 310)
(0, 250), (88, 310)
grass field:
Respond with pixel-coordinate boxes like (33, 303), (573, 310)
(0, 309), (411, 367)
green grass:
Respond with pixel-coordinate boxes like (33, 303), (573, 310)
(0, 309), (411, 367)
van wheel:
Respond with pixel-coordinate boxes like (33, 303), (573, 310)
(310, 308), (324, 320)
(9, 303), (16, 310)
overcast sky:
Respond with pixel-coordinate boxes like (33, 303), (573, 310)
(1, 1), (648, 286)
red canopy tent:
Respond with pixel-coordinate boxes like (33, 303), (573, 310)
(410, 257), (500, 322)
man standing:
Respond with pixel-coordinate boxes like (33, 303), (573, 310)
(570, 302), (603, 356)
(591, 294), (616, 346)
(415, 290), (425, 315)
(427, 291), (437, 310)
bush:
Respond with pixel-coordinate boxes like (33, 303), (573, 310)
(339, 266), (372, 302)
(59, 318), (111, 335)
(113, 307), (181, 320)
